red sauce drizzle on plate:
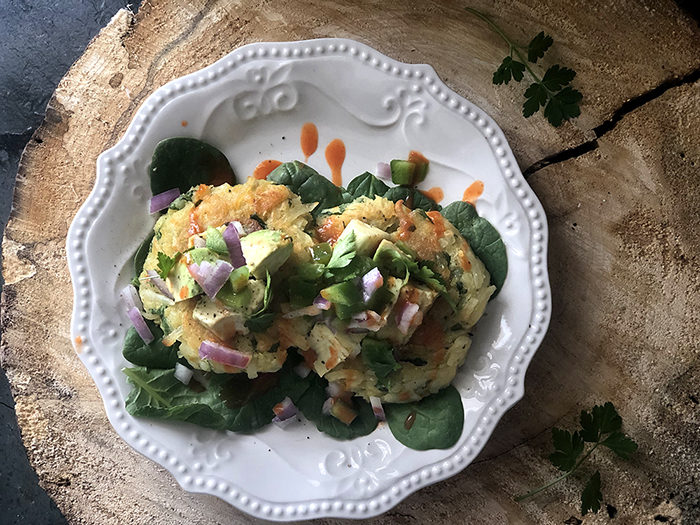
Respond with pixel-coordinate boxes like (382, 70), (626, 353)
(325, 139), (345, 187)
(252, 159), (282, 180)
(300, 122), (318, 161)
(419, 187), (444, 203)
(462, 180), (484, 205)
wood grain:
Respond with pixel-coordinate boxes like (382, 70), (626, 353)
(1, 1), (698, 523)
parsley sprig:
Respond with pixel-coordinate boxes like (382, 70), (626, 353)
(516, 402), (637, 515)
(466, 7), (582, 127)
(156, 252), (180, 279)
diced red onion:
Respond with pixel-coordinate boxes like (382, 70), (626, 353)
(247, 219), (263, 232)
(149, 188), (181, 213)
(192, 235), (206, 248)
(326, 381), (343, 398)
(188, 260), (233, 298)
(313, 295), (332, 311)
(120, 284), (143, 312)
(376, 162), (392, 181)
(162, 326), (183, 347)
(347, 327), (369, 334)
(230, 221), (245, 235)
(272, 415), (296, 428)
(191, 370), (210, 388)
(396, 301), (420, 335)
(348, 310), (383, 332)
(126, 307), (154, 343)
(174, 363), (193, 385)
(370, 396), (386, 421)
(293, 362), (311, 378)
(199, 340), (251, 368)
(145, 269), (174, 300)
(321, 311), (338, 334)
(283, 305), (322, 319)
(322, 397), (335, 416)
(361, 268), (384, 302)
(223, 222), (246, 268)
(272, 397), (298, 421)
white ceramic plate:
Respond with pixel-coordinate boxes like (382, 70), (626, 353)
(67, 38), (550, 520)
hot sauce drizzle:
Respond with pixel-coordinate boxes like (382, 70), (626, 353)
(300, 122), (318, 161)
(407, 150), (429, 165)
(462, 180), (484, 205)
(419, 186), (444, 203)
(252, 159), (282, 180)
(426, 211), (445, 236)
(188, 209), (201, 235)
(325, 138), (346, 187)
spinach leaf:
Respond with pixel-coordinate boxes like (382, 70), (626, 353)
(346, 172), (389, 199)
(267, 161), (344, 217)
(245, 313), (275, 333)
(385, 385), (464, 450)
(124, 367), (227, 429)
(212, 364), (311, 432)
(133, 231), (154, 282)
(122, 319), (179, 368)
(441, 201), (508, 293)
(296, 375), (378, 440)
(123, 356), (312, 433)
(383, 187), (441, 212)
(149, 137), (236, 195)
(361, 338), (400, 388)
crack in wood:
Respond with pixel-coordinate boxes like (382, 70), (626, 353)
(471, 411), (571, 466)
(523, 66), (700, 178)
(107, 0), (219, 147)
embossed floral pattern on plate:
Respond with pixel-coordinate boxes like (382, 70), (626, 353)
(67, 38), (550, 521)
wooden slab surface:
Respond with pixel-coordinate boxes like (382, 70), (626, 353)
(2, 1), (699, 523)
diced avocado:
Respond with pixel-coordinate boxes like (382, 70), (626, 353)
(198, 277), (266, 337)
(193, 297), (246, 339)
(373, 239), (413, 277)
(228, 266), (250, 292)
(335, 219), (390, 257)
(240, 230), (293, 278)
(204, 226), (227, 255)
(166, 258), (202, 302)
(390, 160), (416, 186)
(188, 247), (222, 265)
(307, 323), (361, 376)
(217, 278), (265, 312)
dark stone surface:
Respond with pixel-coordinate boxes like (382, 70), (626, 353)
(0, 2), (140, 523)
